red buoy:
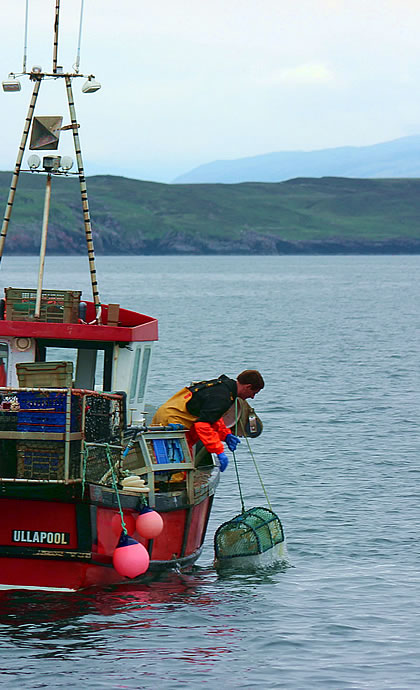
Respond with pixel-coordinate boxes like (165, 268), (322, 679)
(136, 507), (164, 539)
(112, 534), (150, 578)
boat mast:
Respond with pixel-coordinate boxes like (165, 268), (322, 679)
(0, 80), (41, 263)
(53, 0), (60, 74)
(34, 0), (61, 319)
(58, 0), (102, 323)
(0, 0), (102, 324)
(65, 75), (102, 321)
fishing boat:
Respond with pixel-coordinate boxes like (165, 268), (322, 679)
(0, 2), (221, 591)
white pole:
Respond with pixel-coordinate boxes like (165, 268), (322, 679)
(74, 0), (85, 73)
(23, 0), (29, 73)
(35, 173), (52, 319)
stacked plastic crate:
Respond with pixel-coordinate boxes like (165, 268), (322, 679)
(15, 390), (82, 481)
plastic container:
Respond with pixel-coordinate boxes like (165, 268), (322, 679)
(16, 410), (79, 433)
(17, 390), (68, 411)
(16, 361), (73, 388)
(16, 440), (64, 480)
(16, 439), (82, 480)
(5, 288), (81, 323)
(152, 439), (169, 464)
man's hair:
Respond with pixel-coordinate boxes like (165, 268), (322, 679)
(237, 369), (265, 390)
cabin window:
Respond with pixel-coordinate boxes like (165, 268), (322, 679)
(36, 342), (112, 392)
(94, 350), (104, 390)
(137, 347), (151, 402)
(0, 343), (8, 386)
(129, 347), (142, 403)
(44, 347), (78, 370)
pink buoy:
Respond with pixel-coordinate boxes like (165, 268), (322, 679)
(136, 507), (164, 539)
(111, 512), (135, 537)
(112, 534), (150, 578)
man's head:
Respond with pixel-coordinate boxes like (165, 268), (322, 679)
(236, 370), (265, 400)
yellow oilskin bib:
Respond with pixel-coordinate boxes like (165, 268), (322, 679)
(152, 387), (197, 429)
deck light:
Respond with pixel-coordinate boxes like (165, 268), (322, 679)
(60, 156), (73, 171)
(28, 154), (41, 169)
(2, 79), (21, 92)
(42, 155), (61, 172)
(82, 77), (101, 94)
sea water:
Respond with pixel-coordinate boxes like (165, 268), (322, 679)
(0, 254), (419, 689)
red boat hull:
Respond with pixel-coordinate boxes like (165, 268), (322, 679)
(0, 476), (216, 591)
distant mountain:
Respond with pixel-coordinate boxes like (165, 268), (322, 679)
(173, 136), (420, 184)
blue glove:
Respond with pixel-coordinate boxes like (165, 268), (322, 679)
(225, 433), (241, 452)
(217, 452), (229, 472)
(167, 423), (184, 430)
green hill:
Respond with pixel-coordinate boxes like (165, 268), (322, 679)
(1, 172), (420, 254)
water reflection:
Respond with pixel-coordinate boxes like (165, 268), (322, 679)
(0, 561), (293, 631)
(0, 571), (211, 627)
(0, 569), (250, 674)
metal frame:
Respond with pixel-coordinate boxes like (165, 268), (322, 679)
(130, 430), (195, 507)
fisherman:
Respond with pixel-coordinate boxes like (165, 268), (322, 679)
(152, 370), (264, 472)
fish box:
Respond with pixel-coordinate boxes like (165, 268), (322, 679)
(16, 361), (73, 388)
(5, 288), (81, 323)
(16, 439), (82, 480)
(16, 390), (68, 411)
(15, 390), (81, 432)
(16, 410), (80, 433)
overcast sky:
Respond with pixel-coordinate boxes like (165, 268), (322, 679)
(1, 0), (420, 182)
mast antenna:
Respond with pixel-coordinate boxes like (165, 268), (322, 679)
(52, 0), (60, 73)
(74, 0), (85, 73)
(23, 0), (29, 73)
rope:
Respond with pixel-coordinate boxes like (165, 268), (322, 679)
(104, 444), (127, 535)
(232, 449), (245, 513)
(231, 398), (245, 513)
(240, 426), (273, 511)
(233, 397), (273, 512)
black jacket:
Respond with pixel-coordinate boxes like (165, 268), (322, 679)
(186, 374), (238, 425)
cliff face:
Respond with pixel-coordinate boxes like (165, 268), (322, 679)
(119, 233), (420, 255)
(1, 172), (420, 254)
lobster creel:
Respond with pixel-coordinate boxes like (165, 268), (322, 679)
(214, 506), (286, 569)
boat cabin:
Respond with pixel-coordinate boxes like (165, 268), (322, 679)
(0, 291), (158, 426)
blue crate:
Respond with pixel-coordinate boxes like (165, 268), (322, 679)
(152, 439), (169, 464)
(152, 439), (185, 479)
(166, 439), (184, 462)
(17, 423), (65, 432)
(17, 409), (79, 432)
(17, 391), (68, 411)
(18, 411), (66, 425)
